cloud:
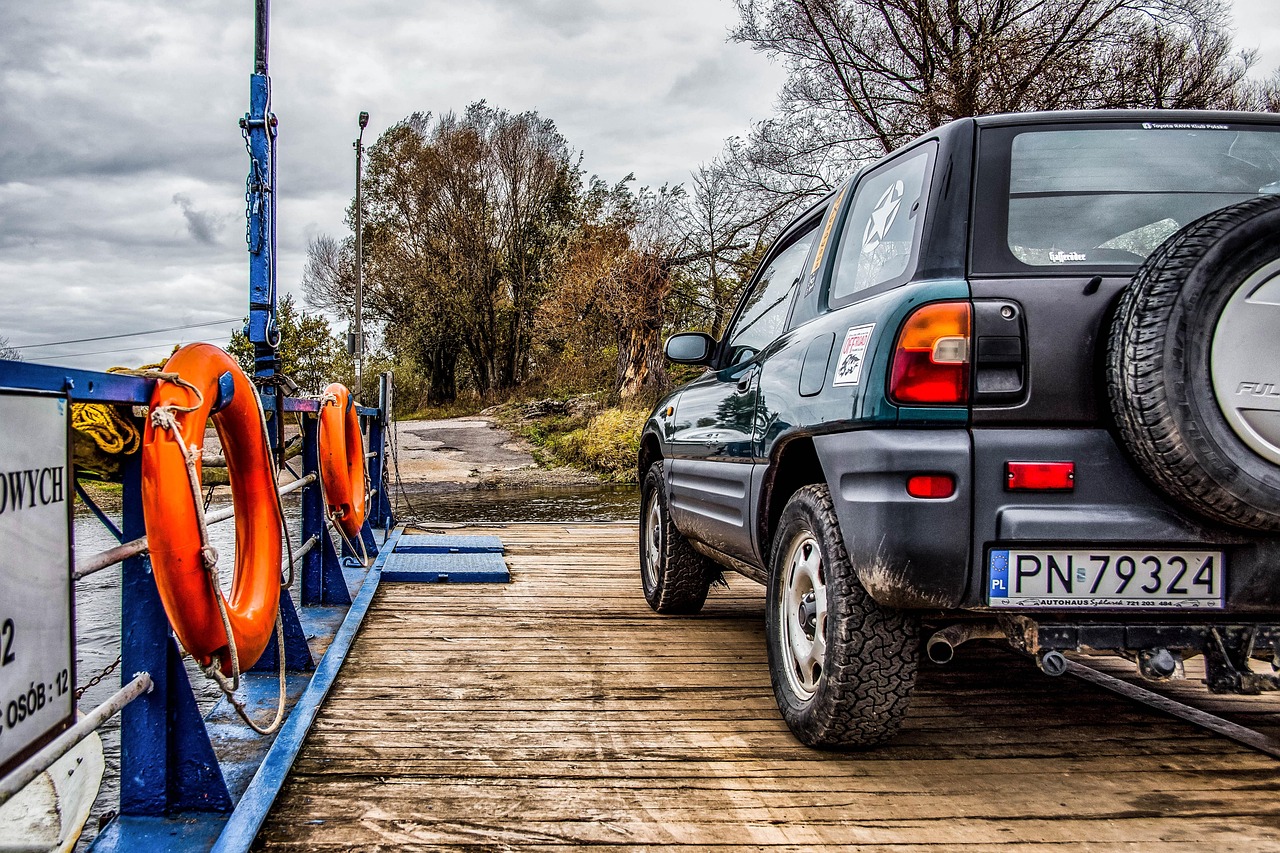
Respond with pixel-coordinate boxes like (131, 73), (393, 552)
(12, 0), (1271, 374)
(172, 193), (224, 245)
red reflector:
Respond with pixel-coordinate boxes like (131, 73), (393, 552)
(907, 474), (955, 499)
(1006, 461), (1075, 490)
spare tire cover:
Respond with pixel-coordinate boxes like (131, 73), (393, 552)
(1107, 194), (1280, 532)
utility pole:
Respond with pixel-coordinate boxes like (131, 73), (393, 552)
(353, 111), (369, 403)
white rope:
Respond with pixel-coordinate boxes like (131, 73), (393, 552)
(316, 390), (371, 568)
(149, 372), (289, 736)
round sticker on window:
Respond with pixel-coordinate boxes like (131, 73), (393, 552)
(862, 180), (904, 252)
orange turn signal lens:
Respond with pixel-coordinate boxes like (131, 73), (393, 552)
(890, 301), (971, 405)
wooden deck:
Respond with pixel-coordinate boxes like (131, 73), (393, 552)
(257, 523), (1280, 851)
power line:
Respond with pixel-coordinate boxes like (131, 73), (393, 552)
(12, 317), (242, 350)
(34, 338), (228, 360)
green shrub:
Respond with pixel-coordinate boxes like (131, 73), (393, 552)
(552, 408), (646, 482)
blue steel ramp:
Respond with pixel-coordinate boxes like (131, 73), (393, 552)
(380, 535), (509, 583)
(393, 534), (504, 554)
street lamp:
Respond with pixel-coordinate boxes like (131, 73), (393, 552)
(354, 110), (369, 401)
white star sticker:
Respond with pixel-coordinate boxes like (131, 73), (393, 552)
(862, 180), (904, 252)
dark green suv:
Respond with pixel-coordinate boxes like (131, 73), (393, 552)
(638, 110), (1280, 747)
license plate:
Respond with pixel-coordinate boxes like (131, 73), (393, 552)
(987, 548), (1224, 609)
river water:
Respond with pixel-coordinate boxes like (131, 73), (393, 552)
(72, 481), (638, 844)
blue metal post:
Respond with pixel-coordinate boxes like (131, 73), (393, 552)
(118, 456), (231, 815)
(366, 372), (395, 531)
(300, 413), (348, 606)
(249, 591), (314, 673)
(242, 0), (282, 459)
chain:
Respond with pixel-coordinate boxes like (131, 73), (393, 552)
(241, 123), (257, 252)
(241, 115), (281, 348)
(76, 655), (121, 701)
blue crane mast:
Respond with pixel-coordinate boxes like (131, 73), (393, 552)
(240, 0), (282, 457)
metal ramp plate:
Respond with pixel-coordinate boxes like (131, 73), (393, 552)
(380, 552), (510, 583)
(394, 534), (504, 554)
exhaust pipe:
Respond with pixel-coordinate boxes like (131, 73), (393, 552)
(926, 622), (1005, 664)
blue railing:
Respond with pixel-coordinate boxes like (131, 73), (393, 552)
(0, 357), (395, 849)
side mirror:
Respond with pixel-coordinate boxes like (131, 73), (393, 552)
(665, 332), (716, 365)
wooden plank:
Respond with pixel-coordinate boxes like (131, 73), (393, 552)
(256, 523), (1280, 850)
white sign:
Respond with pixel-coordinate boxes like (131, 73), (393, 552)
(833, 324), (875, 387)
(0, 391), (74, 774)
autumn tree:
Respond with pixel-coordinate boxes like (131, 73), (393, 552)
(728, 0), (1278, 202)
(304, 104), (577, 406)
(532, 177), (634, 394)
(541, 177), (732, 404)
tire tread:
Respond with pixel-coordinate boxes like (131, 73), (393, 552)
(1106, 195), (1280, 532)
(767, 484), (918, 748)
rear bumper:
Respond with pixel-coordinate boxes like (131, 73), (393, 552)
(814, 429), (971, 609)
(814, 426), (1280, 614)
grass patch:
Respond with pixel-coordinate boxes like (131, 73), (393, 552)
(502, 402), (647, 483)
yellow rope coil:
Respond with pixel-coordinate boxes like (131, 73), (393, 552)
(71, 403), (141, 455)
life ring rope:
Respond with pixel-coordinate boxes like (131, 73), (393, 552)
(140, 356), (290, 735)
(303, 389), (371, 564)
(317, 384), (371, 565)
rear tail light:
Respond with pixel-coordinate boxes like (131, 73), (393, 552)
(890, 301), (971, 405)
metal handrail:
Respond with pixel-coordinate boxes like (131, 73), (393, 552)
(73, 538), (148, 581)
(0, 673), (153, 805)
(73, 473), (317, 579)
(291, 535), (319, 567)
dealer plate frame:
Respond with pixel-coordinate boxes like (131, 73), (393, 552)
(987, 545), (1226, 610)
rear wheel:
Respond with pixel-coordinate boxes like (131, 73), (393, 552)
(765, 484), (918, 748)
(1108, 195), (1280, 531)
(639, 461), (717, 614)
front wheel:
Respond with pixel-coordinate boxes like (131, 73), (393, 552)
(639, 461), (718, 614)
(765, 484), (919, 747)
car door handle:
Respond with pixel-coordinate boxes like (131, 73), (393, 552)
(736, 366), (760, 390)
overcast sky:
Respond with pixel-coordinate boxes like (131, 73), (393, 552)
(1, 0), (1278, 371)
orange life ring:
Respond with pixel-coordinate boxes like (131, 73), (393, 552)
(141, 343), (282, 674)
(318, 383), (367, 541)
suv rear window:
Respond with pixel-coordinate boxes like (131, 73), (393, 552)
(972, 122), (1280, 274)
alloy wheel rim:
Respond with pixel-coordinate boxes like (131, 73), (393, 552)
(1210, 257), (1280, 467)
(643, 493), (662, 590)
(779, 532), (826, 700)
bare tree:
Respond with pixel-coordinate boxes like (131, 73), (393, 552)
(667, 162), (776, 340)
(0, 336), (20, 361)
(300, 233), (355, 319)
(729, 0), (1276, 198)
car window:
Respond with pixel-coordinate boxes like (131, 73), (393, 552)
(725, 228), (817, 363)
(829, 143), (935, 302)
(971, 122), (1280, 274)
(1006, 126), (1280, 266)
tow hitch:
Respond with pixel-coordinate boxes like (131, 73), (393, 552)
(927, 618), (1280, 695)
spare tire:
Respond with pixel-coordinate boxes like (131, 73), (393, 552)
(1107, 194), (1280, 532)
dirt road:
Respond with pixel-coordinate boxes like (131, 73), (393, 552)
(392, 416), (597, 493)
